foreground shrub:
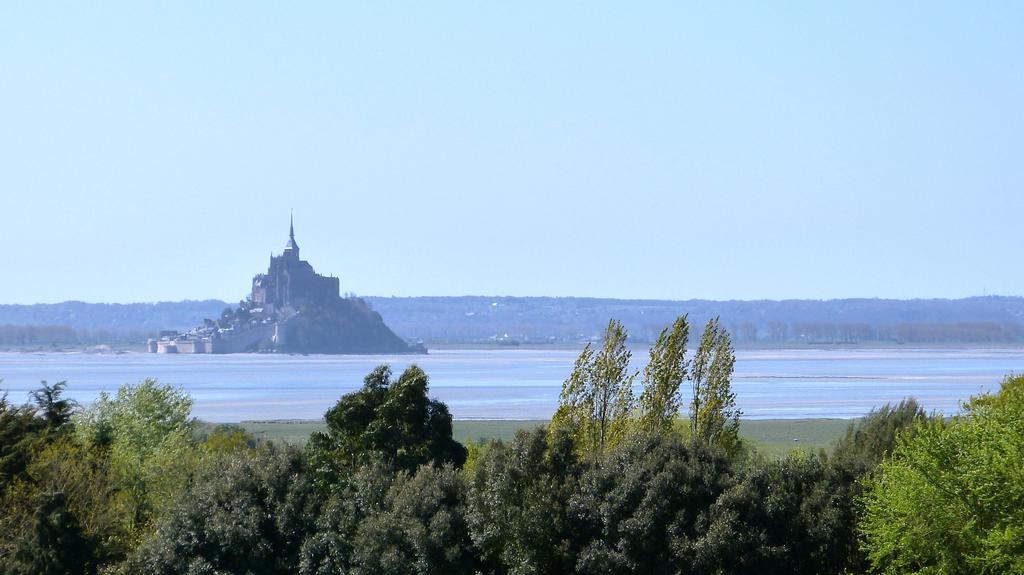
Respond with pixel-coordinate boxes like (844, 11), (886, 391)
(860, 375), (1024, 574)
(826, 399), (928, 572)
(1, 437), (122, 566)
(466, 428), (580, 574)
(570, 433), (733, 574)
(124, 444), (318, 574)
(0, 383), (61, 496)
(830, 399), (927, 477)
(300, 461), (475, 574)
(691, 453), (849, 575)
(74, 379), (199, 543)
(7, 491), (97, 575)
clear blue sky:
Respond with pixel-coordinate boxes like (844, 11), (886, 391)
(1, 2), (1021, 304)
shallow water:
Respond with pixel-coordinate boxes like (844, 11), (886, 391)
(1, 347), (1020, 421)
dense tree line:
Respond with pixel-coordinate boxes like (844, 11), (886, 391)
(0, 325), (79, 346)
(776, 321), (1024, 345)
(361, 296), (1024, 344)
(1, 316), (1022, 574)
(0, 324), (153, 347)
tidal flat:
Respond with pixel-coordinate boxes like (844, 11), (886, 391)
(1, 347), (1019, 422)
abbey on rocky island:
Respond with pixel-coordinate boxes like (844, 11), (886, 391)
(250, 216), (340, 313)
(148, 216), (419, 355)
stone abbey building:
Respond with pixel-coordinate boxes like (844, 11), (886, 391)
(251, 216), (340, 314)
(149, 217), (417, 355)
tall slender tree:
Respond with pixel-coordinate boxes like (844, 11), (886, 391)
(690, 317), (741, 454)
(551, 320), (636, 455)
(590, 320), (635, 453)
(550, 343), (595, 449)
(639, 315), (690, 434)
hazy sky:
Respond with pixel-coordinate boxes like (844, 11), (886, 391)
(1, 2), (1021, 304)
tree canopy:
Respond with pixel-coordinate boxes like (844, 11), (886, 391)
(550, 319), (637, 456)
(860, 375), (1024, 574)
(126, 445), (317, 575)
(552, 315), (741, 457)
(690, 317), (741, 455)
(307, 364), (467, 492)
(638, 315), (690, 434)
(73, 378), (197, 540)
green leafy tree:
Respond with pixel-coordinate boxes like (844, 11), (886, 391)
(638, 315), (690, 434)
(1, 436), (125, 567)
(200, 424), (257, 455)
(465, 428), (580, 575)
(830, 399), (927, 476)
(860, 375), (1024, 574)
(9, 491), (97, 575)
(298, 459), (391, 575)
(125, 444), (318, 575)
(1, 382), (116, 567)
(816, 399), (929, 572)
(687, 452), (848, 575)
(590, 320), (636, 453)
(0, 389), (44, 496)
(30, 381), (77, 430)
(300, 461), (476, 575)
(549, 344), (594, 450)
(550, 320), (636, 455)
(569, 432), (733, 574)
(690, 317), (741, 455)
(73, 379), (198, 541)
(307, 365), (467, 492)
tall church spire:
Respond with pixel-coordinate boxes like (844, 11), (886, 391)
(284, 210), (299, 256)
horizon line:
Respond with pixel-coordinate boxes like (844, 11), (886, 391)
(2, 294), (1021, 307)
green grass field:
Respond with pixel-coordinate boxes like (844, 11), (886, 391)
(231, 418), (851, 457)
(228, 419), (549, 445)
(737, 418), (851, 457)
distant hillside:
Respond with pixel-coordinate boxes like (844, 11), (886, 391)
(364, 296), (1024, 344)
(0, 300), (228, 332)
(0, 300), (228, 345)
(2, 296), (1023, 346)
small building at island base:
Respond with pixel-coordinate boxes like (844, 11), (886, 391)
(149, 338), (214, 354)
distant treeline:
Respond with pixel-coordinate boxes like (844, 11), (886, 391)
(737, 321), (1024, 344)
(0, 300), (227, 348)
(0, 324), (150, 347)
(0, 299), (226, 333)
(2, 296), (1024, 345)
(366, 295), (1024, 344)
